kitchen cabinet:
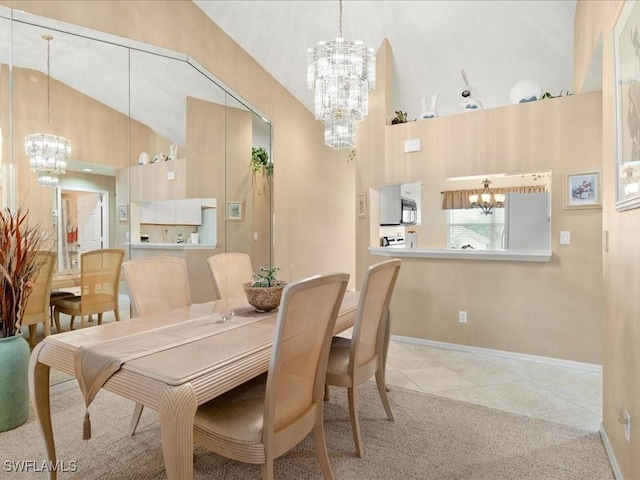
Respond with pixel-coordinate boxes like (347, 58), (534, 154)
(138, 198), (208, 225)
(139, 201), (157, 223)
(175, 198), (202, 225)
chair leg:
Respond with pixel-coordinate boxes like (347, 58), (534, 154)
(313, 418), (335, 479)
(128, 402), (144, 436)
(260, 459), (275, 480)
(28, 325), (37, 348)
(324, 384), (330, 401)
(97, 313), (103, 325)
(347, 386), (364, 457)
(70, 315), (77, 330)
(114, 308), (120, 322)
(375, 369), (394, 421)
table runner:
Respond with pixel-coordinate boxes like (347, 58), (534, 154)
(74, 306), (270, 439)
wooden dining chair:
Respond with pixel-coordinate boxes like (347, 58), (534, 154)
(22, 251), (57, 347)
(121, 255), (192, 436)
(52, 248), (125, 331)
(193, 272), (350, 480)
(207, 252), (253, 300)
(324, 259), (402, 457)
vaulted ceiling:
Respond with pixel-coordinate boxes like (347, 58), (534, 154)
(194, 0), (580, 119)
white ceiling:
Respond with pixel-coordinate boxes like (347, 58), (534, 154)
(194, 0), (579, 119)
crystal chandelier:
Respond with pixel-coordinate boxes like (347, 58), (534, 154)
(469, 178), (505, 215)
(25, 35), (70, 188)
(307, 0), (376, 150)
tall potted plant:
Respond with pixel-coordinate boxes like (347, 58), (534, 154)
(0, 208), (44, 431)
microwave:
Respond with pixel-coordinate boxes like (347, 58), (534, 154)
(379, 184), (418, 226)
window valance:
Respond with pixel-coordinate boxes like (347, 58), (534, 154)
(441, 185), (548, 210)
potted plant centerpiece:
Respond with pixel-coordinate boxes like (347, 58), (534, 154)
(0, 208), (45, 431)
(242, 266), (286, 312)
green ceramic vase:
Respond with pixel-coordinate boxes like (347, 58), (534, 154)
(0, 334), (30, 432)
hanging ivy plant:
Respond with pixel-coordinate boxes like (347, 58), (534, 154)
(251, 147), (273, 176)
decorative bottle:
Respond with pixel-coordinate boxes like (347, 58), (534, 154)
(419, 94), (439, 119)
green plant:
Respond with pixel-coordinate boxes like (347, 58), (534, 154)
(251, 147), (273, 176)
(250, 266), (283, 288)
(0, 208), (45, 338)
(391, 110), (409, 125)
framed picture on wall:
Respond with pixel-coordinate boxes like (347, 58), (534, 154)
(118, 204), (127, 222)
(226, 201), (244, 221)
(563, 169), (602, 210)
(614, 0), (640, 211)
(357, 193), (367, 219)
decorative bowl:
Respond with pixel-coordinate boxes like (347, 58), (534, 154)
(242, 281), (287, 312)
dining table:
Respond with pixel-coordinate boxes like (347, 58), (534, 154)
(29, 290), (360, 479)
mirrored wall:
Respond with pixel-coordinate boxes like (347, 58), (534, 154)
(0, 7), (273, 302)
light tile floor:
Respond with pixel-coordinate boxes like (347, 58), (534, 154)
(31, 299), (602, 433)
(384, 339), (602, 432)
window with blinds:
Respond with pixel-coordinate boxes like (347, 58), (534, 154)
(448, 208), (505, 250)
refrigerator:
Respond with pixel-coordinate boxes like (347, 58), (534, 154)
(503, 193), (550, 250)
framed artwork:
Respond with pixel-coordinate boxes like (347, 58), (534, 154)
(614, 0), (640, 211)
(118, 204), (127, 222)
(563, 169), (602, 210)
(226, 201), (244, 221)
(357, 193), (367, 219)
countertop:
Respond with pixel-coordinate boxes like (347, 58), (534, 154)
(127, 242), (217, 250)
(369, 246), (552, 262)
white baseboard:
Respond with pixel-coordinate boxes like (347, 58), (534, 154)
(390, 335), (602, 373)
(600, 424), (624, 479)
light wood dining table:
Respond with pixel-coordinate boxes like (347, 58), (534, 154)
(29, 290), (359, 479)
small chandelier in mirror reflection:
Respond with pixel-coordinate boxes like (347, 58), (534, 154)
(307, 0), (376, 150)
(469, 178), (505, 215)
(25, 34), (70, 188)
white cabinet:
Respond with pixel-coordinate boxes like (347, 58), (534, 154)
(156, 200), (177, 224)
(139, 201), (157, 223)
(175, 198), (202, 225)
(138, 198), (211, 225)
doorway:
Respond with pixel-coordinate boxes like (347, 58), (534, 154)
(55, 187), (110, 272)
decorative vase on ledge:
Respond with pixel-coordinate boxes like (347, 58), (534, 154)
(419, 94), (439, 119)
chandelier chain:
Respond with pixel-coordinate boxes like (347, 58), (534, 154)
(339, 0), (343, 38)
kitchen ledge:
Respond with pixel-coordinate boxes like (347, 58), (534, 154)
(369, 246), (552, 262)
(127, 242), (217, 250)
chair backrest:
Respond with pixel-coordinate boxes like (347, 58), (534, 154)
(24, 251), (57, 318)
(207, 253), (253, 301)
(350, 259), (402, 373)
(80, 248), (125, 310)
(263, 272), (349, 437)
(122, 256), (191, 317)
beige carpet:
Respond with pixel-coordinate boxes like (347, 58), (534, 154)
(0, 380), (614, 479)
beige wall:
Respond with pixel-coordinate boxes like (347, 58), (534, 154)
(356, 38), (604, 364)
(575, 0), (640, 477)
(1, 0), (356, 288)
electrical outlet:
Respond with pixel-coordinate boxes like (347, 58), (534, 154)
(459, 311), (467, 323)
(625, 411), (631, 443)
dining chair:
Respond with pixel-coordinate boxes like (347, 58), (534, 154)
(22, 251), (57, 347)
(207, 252), (253, 301)
(122, 255), (192, 436)
(193, 271), (350, 480)
(324, 258), (402, 457)
(52, 248), (125, 331)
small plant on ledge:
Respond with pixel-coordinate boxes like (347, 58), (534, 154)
(391, 110), (409, 125)
(251, 147), (273, 177)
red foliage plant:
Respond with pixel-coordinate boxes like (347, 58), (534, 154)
(0, 208), (45, 338)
